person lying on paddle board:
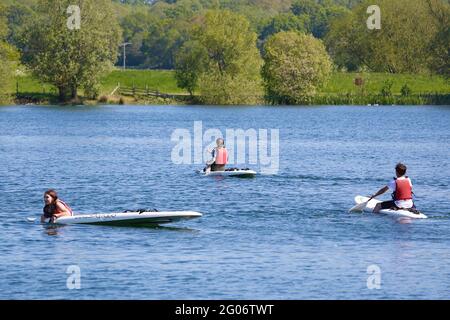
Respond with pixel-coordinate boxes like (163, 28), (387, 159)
(204, 138), (228, 173)
(368, 163), (417, 213)
(41, 189), (73, 223)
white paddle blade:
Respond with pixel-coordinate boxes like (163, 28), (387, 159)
(348, 201), (368, 213)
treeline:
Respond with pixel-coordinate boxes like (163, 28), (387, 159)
(0, 0), (448, 105)
(112, 0), (449, 75)
(115, 0), (357, 69)
(326, 0), (450, 74)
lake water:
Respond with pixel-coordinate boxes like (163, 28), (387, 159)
(0, 105), (449, 300)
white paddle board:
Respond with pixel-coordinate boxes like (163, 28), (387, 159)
(200, 169), (257, 177)
(34, 211), (202, 226)
(354, 196), (427, 219)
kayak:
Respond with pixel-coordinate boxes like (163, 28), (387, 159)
(200, 169), (257, 177)
(354, 196), (427, 219)
(32, 210), (202, 227)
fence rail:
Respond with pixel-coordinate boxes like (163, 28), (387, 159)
(117, 83), (192, 100)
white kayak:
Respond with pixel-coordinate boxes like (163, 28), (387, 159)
(32, 210), (202, 227)
(200, 169), (257, 177)
(354, 196), (427, 219)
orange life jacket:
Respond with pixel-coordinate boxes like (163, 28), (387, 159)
(393, 177), (413, 201)
(215, 148), (228, 165)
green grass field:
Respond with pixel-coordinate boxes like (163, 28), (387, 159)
(11, 69), (450, 104)
(14, 74), (56, 95)
(100, 69), (185, 95)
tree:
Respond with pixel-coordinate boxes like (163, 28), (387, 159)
(141, 18), (189, 69)
(323, 10), (361, 71)
(22, 0), (122, 101)
(175, 10), (263, 105)
(174, 40), (206, 96)
(262, 31), (332, 104)
(0, 6), (20, 104)
(325, 0), (440, 73)
(427, 0), (450, 79)
(290, 0), (349, 38)
(4, 3), (36, 50)
(260, 13), (308, 42)
(119, 9), (158, 67)
(118, 0), (206, 69)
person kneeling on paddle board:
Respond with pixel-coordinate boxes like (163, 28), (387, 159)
(41, 189), (73, 223)
(204, 138), (228, 173)
(368, 163), (417, 213)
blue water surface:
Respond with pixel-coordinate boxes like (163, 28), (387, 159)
(0, 105), (449, 299)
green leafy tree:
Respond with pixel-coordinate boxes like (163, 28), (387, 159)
(22, 0), (122, 101)
(323, 10), (361, 71)
(117, 0), (206, 69)
(260, 13), (308, 41)
(141, 18), (189, 69)
(427, 0), (450, 79)
(162, 0), (204, 19)
(4, 3), (36, 50)
(175, 10), (263, 105)
(174, 40), (206, 96)
(291, 0), (349, 38)
(262, 31), (332, 104)
(326, 0), (440, 73)
(0, 6), (20, 104)
(119, 9), (159, 67)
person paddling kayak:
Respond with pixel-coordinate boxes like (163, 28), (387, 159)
(204, 138), (228, 173)
(368, 163), (417, 213)
(41, 189), (73, 223)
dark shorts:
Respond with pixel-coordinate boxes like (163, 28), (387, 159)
(211, 163), (225, 172)
(380, 200), (397, 210)
(379, 200), (416, 210)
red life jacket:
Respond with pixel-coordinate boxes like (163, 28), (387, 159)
(47, 200), (73, 216)
(394, 177), (413, 201)
(215, 148), (228, 165)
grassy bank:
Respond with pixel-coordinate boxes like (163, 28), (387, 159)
(10, 69), (450, 105)
(322, 72), (449, 95)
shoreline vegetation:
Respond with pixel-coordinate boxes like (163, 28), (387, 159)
(8, 69), (450, 106)
(1, 0), (449, 106)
